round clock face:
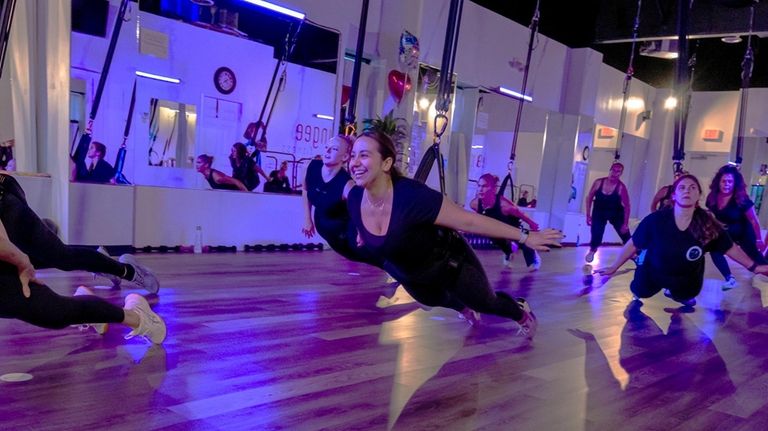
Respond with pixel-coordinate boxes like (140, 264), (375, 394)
(214, 67), (236, 95)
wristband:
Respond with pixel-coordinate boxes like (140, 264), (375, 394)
(749, 261), (759, 272)
(519, 227), (530, 245)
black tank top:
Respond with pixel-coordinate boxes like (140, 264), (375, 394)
(477, 194), (521, 227)
(594, 178), (623, 212)
(206, 170), (239, 191)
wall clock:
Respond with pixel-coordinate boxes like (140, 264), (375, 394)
(214, 66), (236, 95)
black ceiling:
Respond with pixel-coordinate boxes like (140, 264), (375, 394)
(471, 0), (768, 91)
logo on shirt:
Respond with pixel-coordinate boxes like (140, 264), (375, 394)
(686, 246), (703, 261)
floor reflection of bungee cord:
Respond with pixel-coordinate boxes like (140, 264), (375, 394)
(570, 301), (735, 430)
(378, 307), (471, 430)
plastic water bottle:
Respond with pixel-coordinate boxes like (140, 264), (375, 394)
(194, 226), (203, 254)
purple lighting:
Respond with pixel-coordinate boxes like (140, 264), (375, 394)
(241, 0), (306, 20)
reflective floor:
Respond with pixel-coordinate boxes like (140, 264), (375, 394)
(1, 246), (767, 430)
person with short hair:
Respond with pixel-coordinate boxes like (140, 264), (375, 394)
(75, 141), (115, 183)
(196, 154), (248, 191)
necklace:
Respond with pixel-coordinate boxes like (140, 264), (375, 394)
(365, 190), (387, 210)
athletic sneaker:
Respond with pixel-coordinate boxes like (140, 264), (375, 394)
(73, 286), (109, 335)
(529, 253), (542, 271)
(119, 254), (160, 294)
(515, 297), (537, 339)
(124, 294), (166, 344)
(585, 250), (595, 263)
(722, 276), (737, 291)
(664, 288), (696, 307)
(94, 247), (121, 288)
(458, 308), (481, 326)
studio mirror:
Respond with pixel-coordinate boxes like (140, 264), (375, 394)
(147, 98), (196, 168)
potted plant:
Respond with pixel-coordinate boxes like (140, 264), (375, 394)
(362, 112), (409, 170)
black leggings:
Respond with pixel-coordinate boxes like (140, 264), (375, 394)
(630, 265), (701, 302)
(710, 230), (766, 280)
(0, 179), (128, 276)
(390, 231), (524, 321)
(0, 272), (124, 329)
(590, 208), (631, 251)
(492, 238), (537, 266)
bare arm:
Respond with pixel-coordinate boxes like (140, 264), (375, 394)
(301, 172), (315, 238)
(724, 244), (766, 273)
(585, 180), (599, 222)
(500, 197), (539, 230)
(596, 238), (638, 276)
(0, 219), (38, 298)
(213, 170), (248, 192)
(650, 186), (667, 212)
(620, 181), (631, 229)
(434, 197), (562, 251)
(745, 207), (764, 250)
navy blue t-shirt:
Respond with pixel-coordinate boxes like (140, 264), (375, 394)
(708, 197), (754, 240)
(633, 208), (732, 287)
(347, 177), (443, 279)
(305, 160), (353, 246)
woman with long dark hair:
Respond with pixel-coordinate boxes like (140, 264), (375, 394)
(598, 174), (768, 307)
(706, 165), (766, 290)
(230, 142), (268, 192)
(346, 130), (563, 337)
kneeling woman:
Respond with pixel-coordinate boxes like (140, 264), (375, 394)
(347, 131), (562, 337)
(598, 174), (768, 307)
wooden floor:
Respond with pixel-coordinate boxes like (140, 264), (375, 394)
(2, 246), (768, 430)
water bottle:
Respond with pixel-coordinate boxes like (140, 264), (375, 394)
(194, 225), (203, 254)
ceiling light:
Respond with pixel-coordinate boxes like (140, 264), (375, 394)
(313, 114), (334, 121)
(664, 97), (678, 110)
(135, 71), (181, 84)
(639, 40), (678, 60)
(241, 0), (305, 20)
(418, 97), (430, 110)
(721, 35), (742, 44)
(496, 86), (533, 102)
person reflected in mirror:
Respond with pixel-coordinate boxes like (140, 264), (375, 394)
(230, 142), (268, 192)
(705, 165), (767, 290)
(74, 142), (115, 184)
(517, 190), (530, 207)
(195, 154), (247, 191)
(597, 174), (768, 308)
(264, 160), (292, 194)
(584, 161), (632, 263)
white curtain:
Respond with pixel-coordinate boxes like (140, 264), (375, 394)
(9, 0), (71, 241)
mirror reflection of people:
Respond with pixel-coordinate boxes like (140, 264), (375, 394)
(517, 190), (530, 207)
(650, 169), (688, 212)
(264, 161), (292, 194)
(470, 173), (541, 270)
(584, 162), (631, 263)
(195, 154), (247, 191)
(75, 142), (116, 183)
(705, 165), (767, 290)
(347, 131), (563, 336)
(230, 142), (268, 192)
(597, 174), (768, 308)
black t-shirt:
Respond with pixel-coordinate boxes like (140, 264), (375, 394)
(206, 170), (239, 191)
(305, 160), (352, 244)
(347, 177), (444, 281)
(708, 197), (754, 240)
(231, 157), (259, 191)
(633, 208), (732, 287)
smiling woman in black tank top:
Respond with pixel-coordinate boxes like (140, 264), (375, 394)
(584, 162), (632, 263)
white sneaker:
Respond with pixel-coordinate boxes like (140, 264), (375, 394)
(752, 274), (768, 289)
(119, 254), (160, 294)
(458, 308), (481, 326)
(585, 251), (595, 263)
(515, 297), (537, 339)
(72, 286), (109, 335)
(94, 247), (121, 288)
(722, 276), (737, 291)
(124, 294), (166, 344)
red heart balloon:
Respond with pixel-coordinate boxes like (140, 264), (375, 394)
(387, 70), (412, 104)
(341, 85), (351, 106)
